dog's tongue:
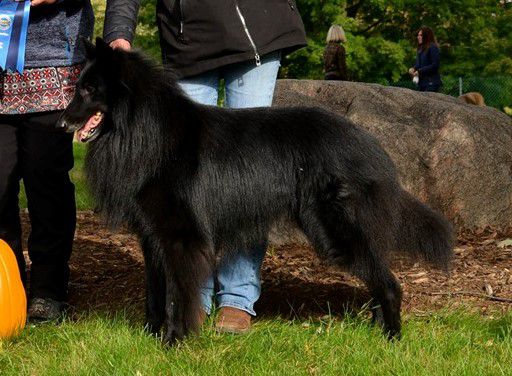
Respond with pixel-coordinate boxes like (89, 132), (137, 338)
(78, 113), (103, 142)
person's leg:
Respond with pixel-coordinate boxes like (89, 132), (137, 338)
(0, 118), (25, 286)
(223, 51), (281, 109)
(178, 70), (220, 106)
(214, 51), (281, 321)
(178, 70), (220, 315)
(424, 84), (441, 93)
(19, 111), (76, 308)
(419, 80), (441, 93)
(215, 246), (266, 316)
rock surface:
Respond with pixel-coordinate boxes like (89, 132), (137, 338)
(271, 79), (512, 232)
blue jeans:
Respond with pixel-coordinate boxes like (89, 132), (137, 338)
(179, 51), (281, 315)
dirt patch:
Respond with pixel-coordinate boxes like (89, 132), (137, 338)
(22, 212), (512, 319)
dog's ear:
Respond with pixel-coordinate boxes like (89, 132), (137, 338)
(82, 37), (96, 59)
(95, 37), (113, 56)
(94, 37), (130, 91)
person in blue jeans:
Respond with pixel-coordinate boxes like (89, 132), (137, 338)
(179, 52), (281, 331)
(105, 0), (307, 333)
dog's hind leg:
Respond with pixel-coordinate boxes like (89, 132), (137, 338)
(333, 232), (402, 340)
(299, 205), (402, 339)
(350, 252), (402, 340)
(141, 235), (166, 335)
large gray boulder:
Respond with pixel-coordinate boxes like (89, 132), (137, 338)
(272, 79), (512, 231)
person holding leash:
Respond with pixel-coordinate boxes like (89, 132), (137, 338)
(105, 0), (307, 333)
(0, 0), (94, 321)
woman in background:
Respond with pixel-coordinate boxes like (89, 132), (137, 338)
(409, 26), (442, 92)
(323, 25), (348, 80)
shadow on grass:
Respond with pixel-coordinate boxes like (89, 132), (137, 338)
(256, 281), (370, 320)
(67, 238), (370, 322)
(484, 315), (512, 341)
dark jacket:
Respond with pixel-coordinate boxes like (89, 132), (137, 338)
(103, 0), (306, 78)
(103, 0), (140, 44)
(414, 44), (442, 90)
(323, 42), (347, 80)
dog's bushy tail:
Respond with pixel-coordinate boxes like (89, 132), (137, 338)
(394, 191), (454, 270)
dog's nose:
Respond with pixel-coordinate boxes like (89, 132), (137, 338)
(56, 119), (67, 129)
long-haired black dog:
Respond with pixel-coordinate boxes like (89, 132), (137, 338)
(58, 38), (453, 343)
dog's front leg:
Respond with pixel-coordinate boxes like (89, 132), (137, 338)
(161, 238), (212, 345)
(162, 241), (187, 345)
(163, 278), (189, 345)
(141, 235), (166, 335)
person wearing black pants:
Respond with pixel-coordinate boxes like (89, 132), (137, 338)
(0, 111), (76, 320)
(0, 0), (99, 320)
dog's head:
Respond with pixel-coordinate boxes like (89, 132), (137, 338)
(57, 38), (127, 142)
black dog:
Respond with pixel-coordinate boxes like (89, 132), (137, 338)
(58, 38), (453, 343)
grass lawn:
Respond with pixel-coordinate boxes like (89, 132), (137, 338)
(69, 143), (94, 210)
(1, 310), (511, 375)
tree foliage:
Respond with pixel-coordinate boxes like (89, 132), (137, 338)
(283, 0), (512, 83)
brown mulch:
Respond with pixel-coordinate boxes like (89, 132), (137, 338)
(22, 212), (512, 319)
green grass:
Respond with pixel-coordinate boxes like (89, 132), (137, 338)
(1, 310), (511, 375)
(69, 143), (94, 210)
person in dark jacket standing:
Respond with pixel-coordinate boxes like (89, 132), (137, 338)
(323, 25), (348, 80)
(0, 0), (95, 321)
(408, 26), (442, 92)
(104, 0), (307, 334)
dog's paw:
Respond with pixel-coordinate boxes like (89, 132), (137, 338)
(385, 326), (402, 341)
(371, 305), (401, 341)
(162, 324), (186, 346)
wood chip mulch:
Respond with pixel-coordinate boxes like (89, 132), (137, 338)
(21, 212), (512, 319)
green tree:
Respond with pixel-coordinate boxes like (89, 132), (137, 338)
(284, 0), (512, 84)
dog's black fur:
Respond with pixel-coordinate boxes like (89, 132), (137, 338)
(59, 38), (454, 343)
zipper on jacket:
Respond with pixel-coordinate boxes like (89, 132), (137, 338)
(178, 0), (185, 43)
(288, 0), (295, 10)
(234, 1), (261, 66)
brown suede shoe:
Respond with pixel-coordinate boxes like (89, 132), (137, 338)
(215, 307), (251, 334)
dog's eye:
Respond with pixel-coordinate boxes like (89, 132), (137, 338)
(83, 84), (96, 95)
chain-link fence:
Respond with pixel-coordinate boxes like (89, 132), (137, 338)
(390, 76), (512, 113)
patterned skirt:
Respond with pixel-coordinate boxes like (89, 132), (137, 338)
(0, 65), (82, 115)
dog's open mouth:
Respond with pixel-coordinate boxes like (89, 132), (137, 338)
(77, 111), (104, 142)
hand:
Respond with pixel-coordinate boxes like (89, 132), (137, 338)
(30, 0), (58, 6)
(110, 39), (131, 51)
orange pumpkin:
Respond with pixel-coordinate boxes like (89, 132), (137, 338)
(0, 239), (26, 339)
